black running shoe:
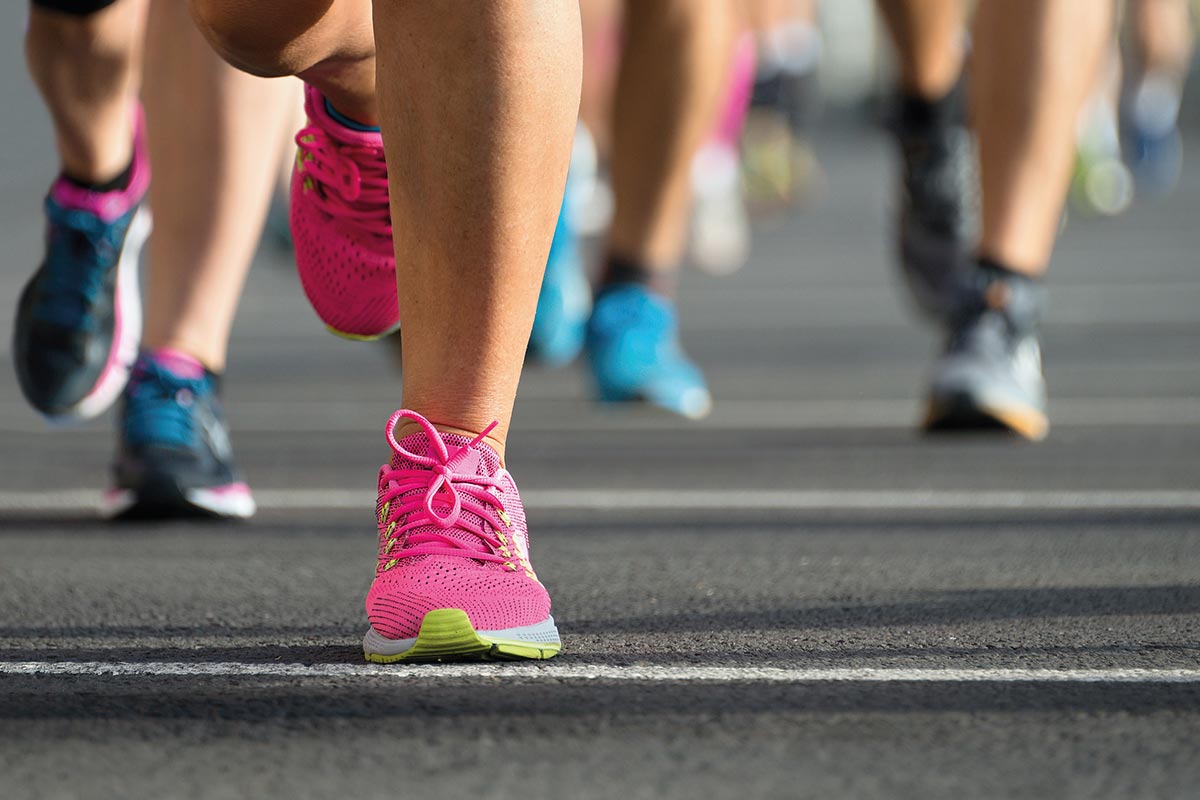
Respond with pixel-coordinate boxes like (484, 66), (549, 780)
(889, 80), (977, 320)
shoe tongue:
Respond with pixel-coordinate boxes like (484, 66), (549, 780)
(390, 430), (499, 476)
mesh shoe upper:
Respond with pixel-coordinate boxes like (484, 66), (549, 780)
(366, 410), (551, 640)
(930, 267), (1047, 413)
(114, 354), (244, 494)
(586, 284), (712, 419)
(12, 107), (150, 419)
(290, 85), (399, 339)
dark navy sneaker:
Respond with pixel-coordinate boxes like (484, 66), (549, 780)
(104, 351), (256, 520)
(888, 80), (977, 321)
(12, 111), (151, 422)
(924, 264), (1049, 441)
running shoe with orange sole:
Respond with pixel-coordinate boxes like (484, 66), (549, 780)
(924, 264), (1049, 441)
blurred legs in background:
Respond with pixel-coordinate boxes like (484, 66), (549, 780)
(1123, 0), (1196, 195)
(876, 0), (1114, 440)
(113, 1), (299, 518)
(921, 0), (1115, 439)
(585, 0), (738, 420)
(15, 0), (296, 518)
(16, 0), (150, 423)
(191, 0), (579, 660)
(741, 0), (826, 214)
(688, 32), (755, 276)
(875, 0), (973, 320)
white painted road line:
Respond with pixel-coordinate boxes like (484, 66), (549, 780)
(2, 662), (1200, 683)
(1, 488), (1199, 513)
(4, 398), (1200, 433)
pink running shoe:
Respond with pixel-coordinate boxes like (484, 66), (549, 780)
(363, 410), (560, 662)
(291, 85), (399, 340)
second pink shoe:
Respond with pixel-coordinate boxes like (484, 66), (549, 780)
(291, 85), (399, 340)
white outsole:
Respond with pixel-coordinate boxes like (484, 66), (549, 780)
(362, 616), (561, 658)
(100, 485), (257, 520)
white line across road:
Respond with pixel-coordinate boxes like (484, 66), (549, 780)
(2, 661), (1200, 683)
(2, 488), (1200, 513)
(3, 398), (1200, 433)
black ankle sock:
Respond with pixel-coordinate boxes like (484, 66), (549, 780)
(898, 77), (965, 130)
(976, 256), (1040, 285)
(61, 157), (134, 194)
(598, 253), (679, 299)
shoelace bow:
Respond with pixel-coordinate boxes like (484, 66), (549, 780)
(377, 410), (512, 566)
(295, 125), (392, 237)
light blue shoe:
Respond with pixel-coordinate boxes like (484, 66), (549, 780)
(528, 188), (591, 367)
(585, 284), (712, 420)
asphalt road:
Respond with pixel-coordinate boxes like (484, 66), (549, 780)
(2, 20), (1200, 800)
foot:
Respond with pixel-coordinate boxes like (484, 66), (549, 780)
(12, 107), (151, 421)
(104, 350), (255, 519)
(527, 187), (591, 367)
(585, 284), (712, 420)
(1123, 74), (1185, 198)
(889, 81), (976, 321)
(690, 141), (751, 276)
(291, 85), (398, 340)
(742, 54), (824, 211)
(924, 265), (1049, 441)
(364, 410), (560, 662)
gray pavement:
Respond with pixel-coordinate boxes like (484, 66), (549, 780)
(3, 15), (1200, 799)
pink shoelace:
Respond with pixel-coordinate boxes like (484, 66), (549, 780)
(295, 125), (392, 238)
(377, 410), (512, 566)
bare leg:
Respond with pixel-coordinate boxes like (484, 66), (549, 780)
(875, 0), (965, 100)
(579, 0), (622, 158)
(608, 0), (738, 270)
(1133, 0), (1195, 76)
(745, 0), (815, 31)
(972, 0), (1114, 275)
(141, 1), (299, 372)
(25, 0), (149, 182)
(191, 0), (581, 455)
(376, 0), (581, 451)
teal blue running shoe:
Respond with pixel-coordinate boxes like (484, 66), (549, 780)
(104, 351), (255, 519)
(585, 284), (711, 420)
(527, 188), (591, 367)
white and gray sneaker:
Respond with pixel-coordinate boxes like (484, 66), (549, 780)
(923, 265), (1049, 441)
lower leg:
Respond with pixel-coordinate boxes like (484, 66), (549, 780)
(579, 0), (622, 158)
(1133, 0), (1195, 77)
(875, 0), (965, 100)
(140, 0), (299, 372)
(746, 0), (814, 31)
(375, 0), (581, 455)
(25, 0), (149, 183)
(972, 0), (1114, 275)
(607, 0), (738, 275)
